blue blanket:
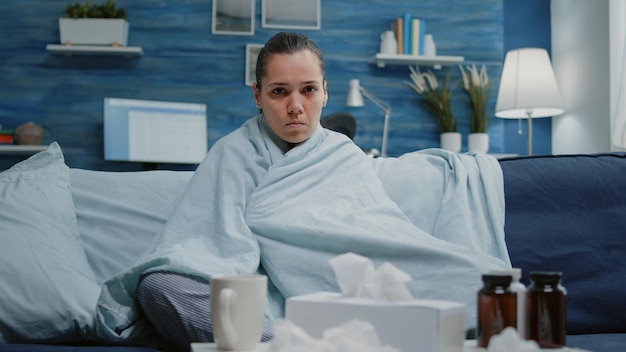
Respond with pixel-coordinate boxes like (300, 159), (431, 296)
(95, 115), (510, 343)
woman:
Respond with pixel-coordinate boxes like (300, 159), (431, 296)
(98, 32), (510, 351)
(134, 31), (326, 350)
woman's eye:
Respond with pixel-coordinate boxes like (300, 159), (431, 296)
(272, 88), (285, 95)
(304, 86), (318, 93)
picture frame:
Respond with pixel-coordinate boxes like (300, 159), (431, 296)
(245, 44), (264, 86)
(261, 0), (321, 30)
(212, 0), (255, 36)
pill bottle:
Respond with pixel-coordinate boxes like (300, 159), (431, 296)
(526, 271), (567, 348)
(477, 274), (517, 348)
(490, 268), (526, 339)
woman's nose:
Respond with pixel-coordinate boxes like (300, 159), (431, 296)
(287, 95), (304, 114)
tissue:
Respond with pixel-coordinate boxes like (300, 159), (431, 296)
(487, 327), (540, 352)
(329, 252), (413, 301)
(486, 328), (592, 352)
(269, 318), (400, 352)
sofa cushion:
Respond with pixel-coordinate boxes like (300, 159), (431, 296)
(567, 333), (626, 352)
(0, 143), (100, 343)
(500, 153), (626, 334)
(70, 168), (193, 284)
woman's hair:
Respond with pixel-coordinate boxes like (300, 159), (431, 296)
(255, 32), (325, 89)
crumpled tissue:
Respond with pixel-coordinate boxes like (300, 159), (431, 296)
(268, 318), (400, 352)
(487, 327), (540, 352)
(329, 252), (413, 301)
(487, 327), (591, 352)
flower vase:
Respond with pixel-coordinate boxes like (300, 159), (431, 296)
(440, 132), (461, 153)
(468, 133), (489, 153)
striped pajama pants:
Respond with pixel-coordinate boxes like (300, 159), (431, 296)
(136, 271), (274, 351)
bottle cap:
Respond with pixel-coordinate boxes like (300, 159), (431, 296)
(482, 274), (513, 286)
(529, 271), (561, 278)
(489, 268), (522, 281)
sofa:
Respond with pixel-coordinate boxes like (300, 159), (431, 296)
(0, 144), (625, 352)
(499, 152), (626, 351)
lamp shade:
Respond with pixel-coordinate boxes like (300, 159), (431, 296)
(495, 48), (564, 119)
(345, 79), (365, 107)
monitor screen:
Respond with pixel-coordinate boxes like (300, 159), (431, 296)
(104, 97), (208, 164)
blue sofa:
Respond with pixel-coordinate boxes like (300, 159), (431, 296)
(1, 150), (625, 352)
(500, 153), (626, 351)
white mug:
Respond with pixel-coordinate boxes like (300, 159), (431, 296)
(211, 275), (268, 351)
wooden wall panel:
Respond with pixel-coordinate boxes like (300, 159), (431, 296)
(0, 0), (503, 170)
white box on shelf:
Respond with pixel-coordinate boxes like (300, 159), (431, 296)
(285, 291), (466, 352)
(59, 18), (129, 46)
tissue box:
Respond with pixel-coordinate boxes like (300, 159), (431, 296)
(285, 292), (465, 352)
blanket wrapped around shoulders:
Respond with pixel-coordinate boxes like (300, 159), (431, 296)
(95, 115), (511, 343)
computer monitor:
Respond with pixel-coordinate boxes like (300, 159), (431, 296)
(104, 97), (208, 165)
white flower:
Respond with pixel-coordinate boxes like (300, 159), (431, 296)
(458, 64), (490, 133)
(406, 66), (440, 94)
(424, 71), (439, 90)
(460, 65), (470, 90)
(404, 66), (457, 133)
(407, 66), (426, 93)
(480, 64), (489, 86)
(459, 64), (488, 90)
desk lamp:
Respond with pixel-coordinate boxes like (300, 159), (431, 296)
(345, 79), (391, 157)
(495, 48), (564, 155)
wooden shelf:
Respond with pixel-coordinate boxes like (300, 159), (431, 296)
(370, 53), (464, 69)
(0, 145), (47, 156)
(46, 44), (143, 57)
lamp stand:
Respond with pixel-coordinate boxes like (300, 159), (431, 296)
(359, 88), (391, 157)
(526, 111), (533, 156)
(381, 110), (390, 157)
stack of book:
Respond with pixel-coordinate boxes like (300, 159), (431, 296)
(392, 13), (426, 56)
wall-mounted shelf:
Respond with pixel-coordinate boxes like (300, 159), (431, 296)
(370, 53), (464, 69)
(0, 145), (47, 156)
(46, 44), (143, 57)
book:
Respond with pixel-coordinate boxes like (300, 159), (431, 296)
(418, 20), (426, 55)
(410, 18), (426, 56)
(402, 13), (411, 55)
(410, 18), (420, 56)
(394, 17), (403, 55)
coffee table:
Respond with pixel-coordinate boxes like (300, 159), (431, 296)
(191, 340), (590, 351)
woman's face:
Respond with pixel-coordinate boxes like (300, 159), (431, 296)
(253, 50), (328, 145)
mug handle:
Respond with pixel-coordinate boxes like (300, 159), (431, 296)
(219, 288), (237, 346)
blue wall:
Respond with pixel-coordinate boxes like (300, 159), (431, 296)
(502, 0), (552, 155)
(0, 0), (536, 171)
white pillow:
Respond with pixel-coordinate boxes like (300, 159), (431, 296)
(0, 142), (100, 343)
(70, 168), (193, 284)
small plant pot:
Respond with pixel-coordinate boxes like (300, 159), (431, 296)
(468, 133), (489, 153)
(59, 18), (129, 46)
(440, 132), (462, 153)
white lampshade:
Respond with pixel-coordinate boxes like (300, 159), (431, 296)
(345, 79), (365, 107)
(495, 48), (564, 118)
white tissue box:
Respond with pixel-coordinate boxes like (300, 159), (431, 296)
(285, 292), (466, 352)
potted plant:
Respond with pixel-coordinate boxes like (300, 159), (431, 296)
(59, 0), (129, 46)
(405, 66), (461, 152)
(459, 64), (490, 153)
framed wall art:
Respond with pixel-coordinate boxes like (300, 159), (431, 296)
(245, 44), (264, 86)
(261, 0), (321, 30)
(212, 0), (255, 35)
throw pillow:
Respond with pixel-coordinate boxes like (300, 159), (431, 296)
(71, 168), (193, 284)
(0, 142), (100, 343)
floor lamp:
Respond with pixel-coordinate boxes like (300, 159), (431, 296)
(345, 79), (391, 157)
(495, 48), (564, 155)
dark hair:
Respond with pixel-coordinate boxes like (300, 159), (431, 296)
(255, 32), (325, 88)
